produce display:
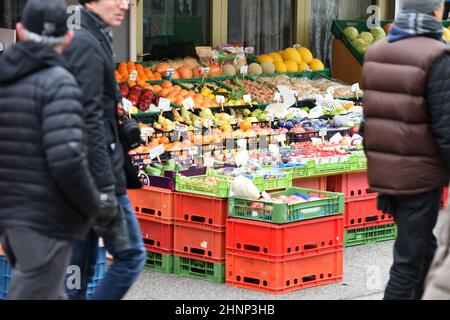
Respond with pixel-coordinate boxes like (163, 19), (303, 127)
(256, 46), (325, 73)
(255, 75), (363, 100)
(221, 79), (276, 104)
(343, 26), (387, 55)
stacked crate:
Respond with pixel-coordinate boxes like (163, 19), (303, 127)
(172, 192), (228, 283)
(0, 243), (106, 300)
(327, 172), (397, 247)
(226, 187), (345, 294)
(128, 186), (175, 273)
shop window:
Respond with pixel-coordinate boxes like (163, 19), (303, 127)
(227, 0), (294, 55)
(310, 0), (374, 67)
(142, 0), (211, 60)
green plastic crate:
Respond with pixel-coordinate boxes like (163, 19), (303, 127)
(145, 251), (174, 274)
(314, 157), (353, 176)
(174, 256), (225, 284)
(344, 224), (397, 248)
(176, 173), (293, 198)
(349, 153), (368, 171)
(175, 174), (233, 198)
(228, 187), (345, 224)
(331, 20), (393, 64)
(248, 69), (330, 81)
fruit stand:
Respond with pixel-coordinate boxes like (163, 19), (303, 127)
(2, 19), (449, 299)
(107, 43), (407, 294)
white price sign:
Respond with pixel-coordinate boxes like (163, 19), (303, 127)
(216, 95), (226, 104)
(243, 94), (252, 103)
(141, 127), (154, 137)
(240, 66), (248, 75)
(293, 44), (302, 49)
(188, 148), (198, 156)
(182, 97), (196, 110)
(122, 98), (134, 113)
(167, 68), (175, 76)
(235, 149), (249, 167)
(273, 92), (282, 102)
(268, 144), (280, 154)
(326, 87), (336, 95)
(158, 98), (171, 111)
(276, 134), (287, 143)
(201, 67), (210, 75)
(129, 70), (138, 81)
(203, 156), (215, 168)
(237, 139), (247, 149)
(244, 47), (254, 54)
(352, 83), (360, 92)
(149, 145), (165, 160)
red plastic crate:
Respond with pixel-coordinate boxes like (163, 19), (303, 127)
(174, 221), (226, 262)
(442, 186), (449, 209)
(137, 216), (174, 252)
(128, 187), (174, 223)
(174, 193), (228, 228)
(226, 216), (343, 259)
(327, 172), (371, 199)
(345, 193), (394, 230)
(292, 176), (327, 191)
(226, 249), (343, 294)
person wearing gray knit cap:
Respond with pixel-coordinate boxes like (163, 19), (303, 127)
(362, 0), (450, 301)
(401, 0), (443, 14)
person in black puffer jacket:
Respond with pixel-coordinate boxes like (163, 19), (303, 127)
(0, 0), (101, 300)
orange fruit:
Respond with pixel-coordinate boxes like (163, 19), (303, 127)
(159, 88), (171, 97)
(160, 136), (170, 145)
(162, 80), (173, 88)
(172, 85), (182, 92)
(153, 85), (162, 93)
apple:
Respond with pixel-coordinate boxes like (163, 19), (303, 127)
(349, 126), (360, 137)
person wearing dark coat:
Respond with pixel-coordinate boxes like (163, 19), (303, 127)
(362, 0), (450, 300)
(63, 0), (146, 300)
(0, 0), (101, 300)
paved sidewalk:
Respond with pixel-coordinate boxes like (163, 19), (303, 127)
(124, 240), (393, 300)
(124, 212), (448, 300)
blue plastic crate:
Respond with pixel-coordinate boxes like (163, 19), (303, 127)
(0, 245), (106, 300)
(86, 245), (107, 298)
(0, 255), (12, 300)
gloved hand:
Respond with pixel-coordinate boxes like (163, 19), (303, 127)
(95, 185), (120, 229)
(96, 206), (132, 252)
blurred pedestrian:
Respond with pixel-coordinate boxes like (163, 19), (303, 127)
(64, 0), (146, 300)
(422, 200), (450, 300)
(0, 0), (101, 300)
(362, 0), (450, 300)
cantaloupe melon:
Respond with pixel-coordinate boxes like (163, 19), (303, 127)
(282, 48), (302, 64)
(248, 63), (263, 74)
(261, 61), (276, 74)
(222, 64), (237, 76)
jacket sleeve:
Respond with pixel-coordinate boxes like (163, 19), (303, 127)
(427, 53), (450, 170)
(63, 35), (116, 189)
(42, 73), (100, 219)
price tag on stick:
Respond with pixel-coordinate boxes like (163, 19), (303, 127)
(352, 83), (361, 100)
(240, 65), (248, 76)
(243, 94), (252, 107)
(216, 95), (225, 111)
(122, 98), (133, 118)
(182, 97), (196, 111)
(158, 98), (171, 111)
(129, 70), (138, 82)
